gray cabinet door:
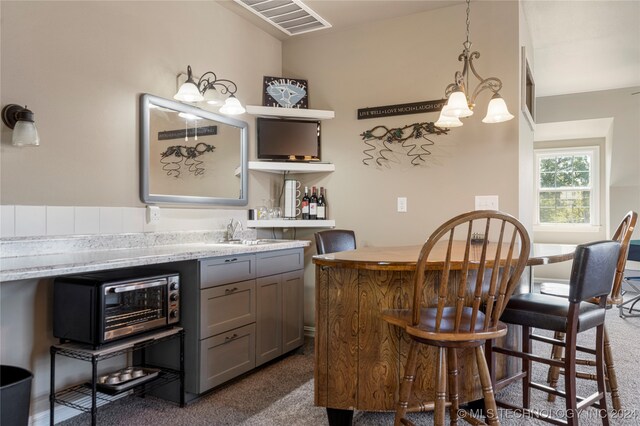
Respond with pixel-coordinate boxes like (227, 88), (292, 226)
(200, 279), (256, 339)
(282, 269), (304, 353)
(199, 323), (256, 393)
(256, 275), (282, 366)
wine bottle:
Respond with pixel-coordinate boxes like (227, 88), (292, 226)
(317, 187), (326, 220)
(301, 187), (310, 220)
(309, 186), (318, 220)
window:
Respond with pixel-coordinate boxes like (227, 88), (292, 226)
(534, 147), (599, 227)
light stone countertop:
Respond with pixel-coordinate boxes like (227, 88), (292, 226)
(0, 233), (310, 282)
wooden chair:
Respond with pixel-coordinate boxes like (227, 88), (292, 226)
(540, 211), (636, 411)
(382, 210), (530, 426)
(314, 229), (356, 255)
(493, 240), (621, 425)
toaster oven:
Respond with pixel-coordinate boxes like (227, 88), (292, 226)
(53, 268), (180, 347)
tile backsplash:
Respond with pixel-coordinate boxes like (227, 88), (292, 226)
(0, 205), (247, 238)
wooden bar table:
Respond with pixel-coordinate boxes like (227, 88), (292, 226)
(313, 242), (574, 424)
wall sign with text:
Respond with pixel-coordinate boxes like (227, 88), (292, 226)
(357, 99), (446, 120)
(263, 77), (308, 109)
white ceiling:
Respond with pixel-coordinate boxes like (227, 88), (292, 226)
(220, 0), (640, 98)
(522, 0), (640, 97)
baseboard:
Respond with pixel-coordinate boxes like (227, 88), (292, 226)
(304, 326), (315, 337)
(30, 389), (130, 425)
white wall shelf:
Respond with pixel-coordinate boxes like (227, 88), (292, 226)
(248, 161), (335, 174)
(247, 219), (335, 228)
(246, 105), (334, 120)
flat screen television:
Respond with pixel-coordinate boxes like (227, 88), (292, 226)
(257, 117), (321, 161)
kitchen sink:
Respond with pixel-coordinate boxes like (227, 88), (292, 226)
(208, 239), (289, 246)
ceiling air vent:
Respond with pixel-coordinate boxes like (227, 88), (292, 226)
(234, 0), (332, 36)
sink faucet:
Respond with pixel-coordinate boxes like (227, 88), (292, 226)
(226, 218), (242, 241)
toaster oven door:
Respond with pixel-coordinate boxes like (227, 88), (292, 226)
(103, 279), (168, 341)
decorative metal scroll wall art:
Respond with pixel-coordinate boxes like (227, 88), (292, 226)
(361, 122), (448, 167)
(160, 143), (215, 178)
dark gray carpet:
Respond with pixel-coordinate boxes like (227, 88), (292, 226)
(60, 306), (640, 425)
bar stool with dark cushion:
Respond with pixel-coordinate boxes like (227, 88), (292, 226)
(492, 240), (621, 426)
(541, 211), (636, 410)
(382, 210), (531, 426)
(315, 229), (356, 255)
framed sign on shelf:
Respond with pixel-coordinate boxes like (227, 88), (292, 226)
(263, 76), (308, 109)
(521, 46), (536, 130)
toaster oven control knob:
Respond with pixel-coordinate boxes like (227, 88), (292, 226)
(170, 309), (178, 319)
(170, 293), (178, 302)
(170, 282), (179, 291)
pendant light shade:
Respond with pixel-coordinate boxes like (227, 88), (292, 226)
(219, 95), (246, 115)
(434, 110), (463, 128)
(482, 94), (514, 124)
(442, 90), (474, 118)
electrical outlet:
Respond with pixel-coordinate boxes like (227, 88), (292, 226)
(146, 205), (161, 224)
(475, 195), (499, 211)
(397, 197), (407, 213)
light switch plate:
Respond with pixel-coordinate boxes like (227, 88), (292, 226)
(397, 197), (407, 213)
(475, 195), (499, 211)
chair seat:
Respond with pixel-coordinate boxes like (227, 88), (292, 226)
(539, 282), (622, 305)
(383, 306), (508, 342)
(501, 293), (605, 333)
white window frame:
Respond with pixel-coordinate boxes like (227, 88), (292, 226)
(533, 146), (600, 231)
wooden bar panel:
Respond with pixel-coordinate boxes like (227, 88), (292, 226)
(314, 266), (328, 406)
(327, 267), (359, 408)
(358, 270), (403, 410)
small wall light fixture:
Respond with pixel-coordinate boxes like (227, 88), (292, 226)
(435, 0), (514, 128)
(174, 65), (246, 115)
(2, 104), (40, 146)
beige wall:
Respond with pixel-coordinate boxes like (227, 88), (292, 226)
(279, 1), (523, 326)
(536, 87), (640, 240)
(0, 1), (281, 420)
(1, 0), (281, 208)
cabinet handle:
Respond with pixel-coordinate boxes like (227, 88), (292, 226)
(224, 333), (239, 342)
(224, 258), (238, 263)
(225, 287), (238, 294)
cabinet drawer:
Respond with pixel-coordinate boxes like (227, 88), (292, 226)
(201, 280), (256, 339)
(200, 254), (256, 289)
(199, 323), (255, 392)
(256, 248), (304, 277)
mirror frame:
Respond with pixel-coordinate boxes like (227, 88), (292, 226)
(140, 93), (248, 206)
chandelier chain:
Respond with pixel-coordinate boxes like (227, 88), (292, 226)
(465, 0), (471, 48)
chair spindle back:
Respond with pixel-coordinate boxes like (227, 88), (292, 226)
(411, 210), (531, 333)
(609, 211), (637, 303)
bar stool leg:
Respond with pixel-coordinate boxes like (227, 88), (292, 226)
(597, 325), (611, 425)
(475, 346), (499, 426)
(435, 347), (448, 426)
(447, 348), (459, 426)
(395, 339), (419, 426)
(547, 331), (565, 402)
(564, 326), (578, 426)
(603, 327), (621, 411)
(522, 326), (532, 409)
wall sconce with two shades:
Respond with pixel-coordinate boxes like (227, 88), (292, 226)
(174, 65), (245, 115)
